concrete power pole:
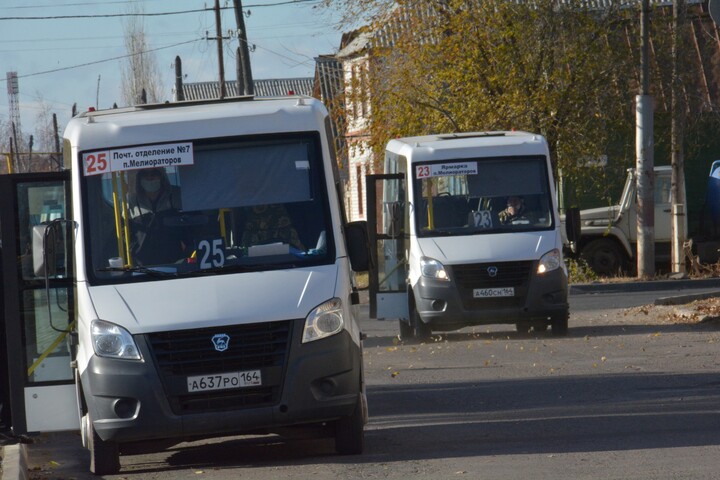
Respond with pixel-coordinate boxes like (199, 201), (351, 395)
(175, 56), (185, 101)
(234, 0), (254, 96)
(636, 0), (655, 279)
(214, 0), (227, 99)
(670, 0), (687, 275)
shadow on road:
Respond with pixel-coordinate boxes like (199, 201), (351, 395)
(113, 372), (720, 475)
(363, 320), (720, 348)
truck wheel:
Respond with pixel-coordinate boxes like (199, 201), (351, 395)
(398, 319), (415, 342)
(85, 412), (120, 475)
(551, 310), (569, 336)
(581, 238), (625, 276)
(334, 394), (365, 455)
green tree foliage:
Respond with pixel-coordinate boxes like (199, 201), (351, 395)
(328, 1), (720, 209)
(365, 1), (638, 194)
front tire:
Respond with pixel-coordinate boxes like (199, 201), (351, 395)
(334, 394), (365, 455)
(580, 238), (626, 276)
(551, 309), (570, 336)
(398, 319), (415, 342)
(516, 323), (531, 334)
(85, 412), (120, 475)
(411, 303), (432, 341)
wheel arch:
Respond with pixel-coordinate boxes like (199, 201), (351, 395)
(579, 228), (633, 259)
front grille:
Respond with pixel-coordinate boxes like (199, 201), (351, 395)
(147, 320), (292, 414)
(452, 261), (532, 289)
(451, 261), (533, 309)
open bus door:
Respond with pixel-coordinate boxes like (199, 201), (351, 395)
(366, 173), (409, 322)
(0, 171), (78, 435)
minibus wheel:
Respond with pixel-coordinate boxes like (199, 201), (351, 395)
(85, 412), (120, 475)
(516, 323), (531, 334)
(413, 316), (432, 340)
(551, 310), (570, 336)
(398, 319), (415, 341)
(334, 393), (365, 455)
(410, 300), (432, 341)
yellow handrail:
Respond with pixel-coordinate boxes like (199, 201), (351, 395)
(27, 320), (77, 376)
(111, 173), (125, 263)
(120, 174), (133, 266)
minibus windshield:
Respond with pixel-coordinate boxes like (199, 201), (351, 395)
(82, 134), (334, 283)
(413, 156), (554, 237)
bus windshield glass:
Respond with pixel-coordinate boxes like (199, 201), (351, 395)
(81, 134), (334, 283)
(412, 156), (554, 237)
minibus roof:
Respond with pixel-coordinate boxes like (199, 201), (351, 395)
(64, 96), (327, 151)
(386, 131), (549, 163)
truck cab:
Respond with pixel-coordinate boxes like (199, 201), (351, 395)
(578, 166), (674, 275)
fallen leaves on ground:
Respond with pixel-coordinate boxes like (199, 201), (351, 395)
(624, 297), (720, 325)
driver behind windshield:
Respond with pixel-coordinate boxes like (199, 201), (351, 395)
(128, 168), (185, 264)
(498, 196), (531, 225)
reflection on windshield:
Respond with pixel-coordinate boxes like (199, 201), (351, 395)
(413, 156), (554, 236)
(83, 136), (332, 282)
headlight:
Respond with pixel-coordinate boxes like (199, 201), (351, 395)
(420, 256), (449, 281)
(91, 319), (142, 360)
(537, 248), (562, 274)
(302, 298), (344, 343)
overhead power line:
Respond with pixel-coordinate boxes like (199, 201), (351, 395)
(0, 39), (201, 82)
(0, 0), (321, 20)
(0, 8), (206, 20)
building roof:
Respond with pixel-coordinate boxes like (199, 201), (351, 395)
(178, 78), (314, 101)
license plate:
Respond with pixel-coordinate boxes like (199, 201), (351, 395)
(473, 287), (514, 298)
(187, 370), (262, 393)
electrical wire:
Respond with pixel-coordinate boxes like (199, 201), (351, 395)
(0, 1), (322, 20)
(0, 39), (201, 82)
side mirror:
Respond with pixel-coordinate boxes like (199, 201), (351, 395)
(565, 207), (581, 248)
(383, 201), (404, 238)
(32, 220), (71, 278)
(344, 221), (371, 272)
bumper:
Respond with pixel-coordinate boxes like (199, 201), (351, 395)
(413, 262), (568, 330)
(81, 320), (362, 444)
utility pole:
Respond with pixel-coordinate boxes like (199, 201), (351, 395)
(175, 56), (185, 101)
(96, 75), (101, 109)
(234, 0), (254, 96)
(636, 0), (655, 279)
(53, 113), (62, 171)
(670, 0), (687, 274)
(214, 0), (227, 99)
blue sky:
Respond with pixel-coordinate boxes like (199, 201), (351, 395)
(0, 0), (344, 144)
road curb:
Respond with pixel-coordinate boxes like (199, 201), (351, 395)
(570, 277), (720, 295)
(1, 443), (28, 480)
(655, 290), (720, 306)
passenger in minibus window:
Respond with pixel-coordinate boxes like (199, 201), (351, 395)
(241, 204), (305, 250)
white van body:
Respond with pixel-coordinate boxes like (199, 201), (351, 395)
(369, 132), (569, 340)
(60, 97), (367, 474)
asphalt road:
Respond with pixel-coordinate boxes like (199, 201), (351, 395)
(20, 280), (720, 480)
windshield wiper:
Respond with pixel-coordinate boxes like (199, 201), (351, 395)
(426, 229), (458, 237)
(97, 266), (179, 277)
